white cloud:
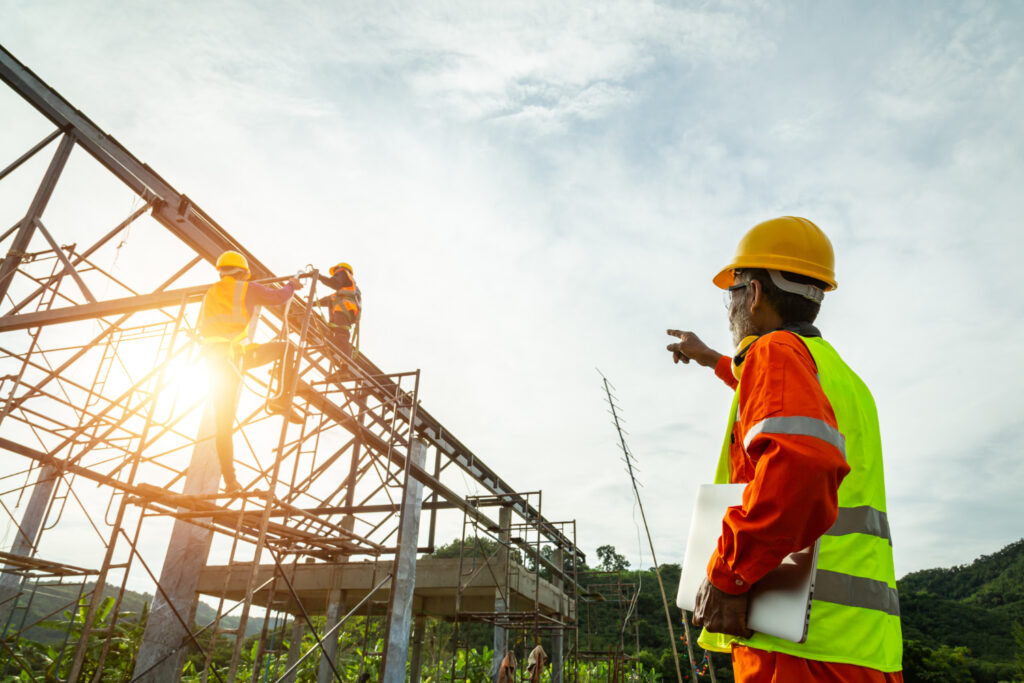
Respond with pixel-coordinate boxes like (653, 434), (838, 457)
(2, 0), (1023, 585)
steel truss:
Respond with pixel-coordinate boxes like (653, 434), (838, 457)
(0, 43), (583, 682)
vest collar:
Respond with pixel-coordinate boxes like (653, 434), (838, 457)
(778, 321), (821, 338)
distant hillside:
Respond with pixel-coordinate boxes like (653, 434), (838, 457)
(898, 538), (1024, 682)
(900, 538), (1024, 608)
(7, 581), (263, 644)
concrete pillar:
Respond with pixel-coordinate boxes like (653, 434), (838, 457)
(317, 588), (345, 683)
(380, 439), (427, 682)
(0, 463), (58, 631)
(408, 615), (426, 682)
(491, 506), (512, 682)
(551, 548), (564, 683)
(132, 407), (220, 682)
(281, 618), (305, 683)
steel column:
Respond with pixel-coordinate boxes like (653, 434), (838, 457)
(492, 505), (512, 683)
(552, 547), (564, 683)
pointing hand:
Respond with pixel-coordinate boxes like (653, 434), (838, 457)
(666, 329), (720, 368)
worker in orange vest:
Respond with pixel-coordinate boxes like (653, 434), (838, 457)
(197, 250), (303, 492)
(317, 261), (361, 362)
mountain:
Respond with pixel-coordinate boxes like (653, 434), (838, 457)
(5, 581), (263, 644)
(898, 538), (1024, 682)
(900, 538), (1024, 608)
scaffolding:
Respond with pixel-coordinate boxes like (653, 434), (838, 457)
(0, 43), (583, 682)
(577, 571), (640, 683)
(451, 493), (579, 681)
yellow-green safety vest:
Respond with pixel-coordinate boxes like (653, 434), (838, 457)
(698, 335), (902, 672)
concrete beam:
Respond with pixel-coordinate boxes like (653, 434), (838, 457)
(196, 555), (566, 619)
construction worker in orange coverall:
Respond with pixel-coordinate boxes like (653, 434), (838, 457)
(666, 217), (903, 682)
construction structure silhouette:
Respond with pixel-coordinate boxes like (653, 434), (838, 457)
(0, 44), (582, 682)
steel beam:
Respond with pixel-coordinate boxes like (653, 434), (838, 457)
(0, 133), (74, 304)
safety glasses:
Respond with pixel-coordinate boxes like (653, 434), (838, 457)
(723, 282), (748, 309)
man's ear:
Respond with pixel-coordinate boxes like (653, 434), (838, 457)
(747, 277), (764, 313)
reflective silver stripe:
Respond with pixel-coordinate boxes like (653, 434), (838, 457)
(815, 569), (900, 617)
(826, 506), (891, 543)
(200, 282), (249, 343)
(743, 416), (845, 456)
(205, 282), (248, 326)
(231, 280), (245, 312)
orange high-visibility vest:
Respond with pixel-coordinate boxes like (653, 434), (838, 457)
(330, 279), (361, 326)
(198, 277), (250, 347)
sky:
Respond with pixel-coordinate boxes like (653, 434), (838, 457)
(2, 0), (1023, 581)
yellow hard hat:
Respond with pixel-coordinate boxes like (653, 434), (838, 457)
(713, 216), (837, 290)
(216, 250), (249, 273)
(330, 262), (353, 276)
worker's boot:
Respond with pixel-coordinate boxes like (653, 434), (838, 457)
(223, 472), (241, 494)
(323, 363), (349, 382)
(267, 397), (304, 424)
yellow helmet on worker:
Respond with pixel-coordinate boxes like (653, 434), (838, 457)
(713, 216), (837, 291)
(215, 250), (249, 276)
(330, 262), (353, 276)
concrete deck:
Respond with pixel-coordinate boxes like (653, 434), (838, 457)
(196, 556), (575, 621)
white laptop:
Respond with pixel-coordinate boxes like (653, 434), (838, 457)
(675, 483), (819, 644)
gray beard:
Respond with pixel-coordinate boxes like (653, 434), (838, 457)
(729, 306), (757, 348)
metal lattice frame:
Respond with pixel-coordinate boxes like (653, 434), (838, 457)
(578, 570), (640, 682)
(0, 43), (583, 682)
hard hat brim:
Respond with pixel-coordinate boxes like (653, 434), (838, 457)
(714, 216), (838, 291)
(713, 257), (837, 291)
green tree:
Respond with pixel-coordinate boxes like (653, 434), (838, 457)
(903, 640), (974, 682)
(596, 545), (629, 572)
(1014, 621), (1024, 682)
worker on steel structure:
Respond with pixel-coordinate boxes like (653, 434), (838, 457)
(317, 261), (361, 361)
(666, 217), (902, 681)
(197, 250), (303, 492)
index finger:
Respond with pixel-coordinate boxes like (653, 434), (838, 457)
(667, 329), (684, 338)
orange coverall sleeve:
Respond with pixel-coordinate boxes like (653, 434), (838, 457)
(708, 332), (851, 594)
(714, 353), (738, 389)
